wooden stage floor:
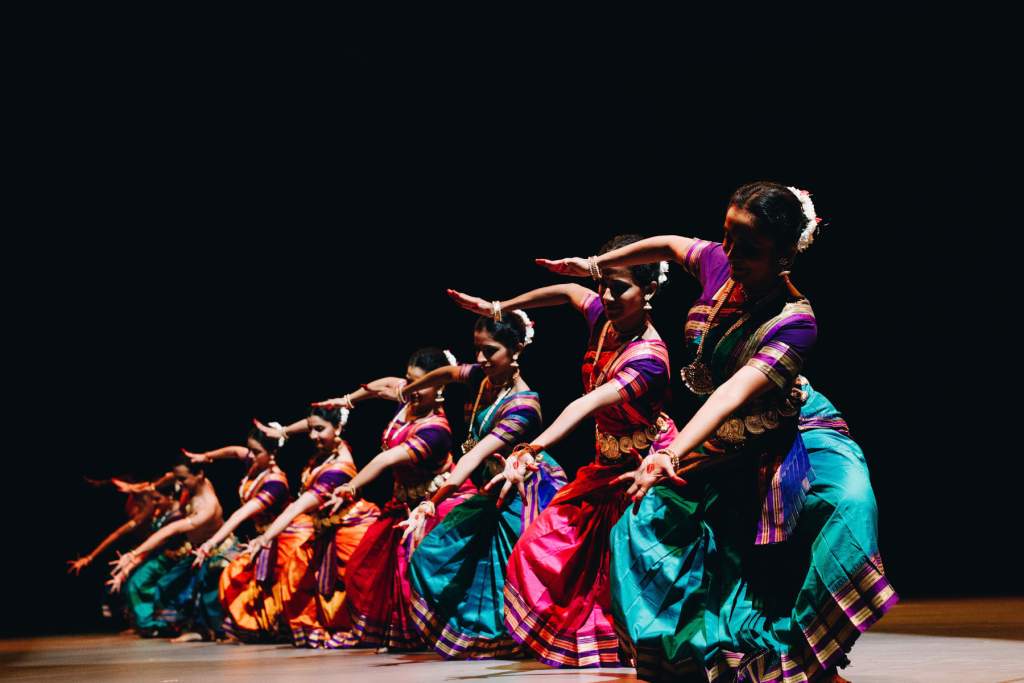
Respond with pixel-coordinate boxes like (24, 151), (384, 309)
(2, 598), (1022, 682)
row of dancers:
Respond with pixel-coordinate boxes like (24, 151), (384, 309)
(70, 181), (895, 682)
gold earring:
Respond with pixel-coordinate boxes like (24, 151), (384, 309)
(643, 295), (653, 311)
(436, 389), (445, 403)
(511, 354), (520, 369)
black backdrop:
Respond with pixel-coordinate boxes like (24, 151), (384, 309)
(6, 35), (1002, 637)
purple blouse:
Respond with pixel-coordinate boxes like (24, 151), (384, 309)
(577, 292), (677, 453)
(682, 240), (817, 390)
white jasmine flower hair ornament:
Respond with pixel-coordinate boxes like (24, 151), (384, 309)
(658, 261), (670, 285)
(267, 421), (288, 448)
(443, 349), (458, 366)
(786, 186), (822, 253)
(511, 309), (536, 346)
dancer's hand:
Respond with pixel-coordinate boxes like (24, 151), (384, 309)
(240, 535), (270, 561)
(252, 419), (285, 441)
(311, 397), (347, 409)
(327, 482), (357, 514)
(109, 550), (140, 575)
(613, 451), (687, 513)
(535, 257), (590, 278)
(446, 289), (494, 317)
(483, 445), (540, 508)
(106, 570), (127, 593)
(112, 478), (152, 494)
(67, 555), (92, 575)
(397, 500), (435, 550)
(181, 448), (210, 464)
(361, 377), (406, 402)
(191, 541), (213, 568)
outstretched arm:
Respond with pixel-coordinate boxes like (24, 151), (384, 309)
(531, 381), (623, 451)
(617, 366), (775, 505)
(122, 500), (218, 564)
(448, 283), (594, 317)
(68, 499), (156, 574)
(536, 236), (699, 276)
(431, 433), (506, 506)
(346, 446), (414, 494)
(669, 367), (772, 462)
(251, 492), (320, 547)
(194, 499), (263, 563)
(182, 445), (250, 464)
(398, 365), (462, 396)
(312, 382), (403, 410)
(112, 472), (174, 495)
(253, 417), (310, 442)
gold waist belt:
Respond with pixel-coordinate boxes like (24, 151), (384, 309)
(314, 505), (354, 534)
(392, 471), (450, 503)
(714, 385), (805, 447)
(164, 541), (193, 560)
(597, 414), (671, 463)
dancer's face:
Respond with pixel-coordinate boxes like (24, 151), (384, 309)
(245, 437), (274, 474)
(150, 491), (172, 511)
(172, 465), (203, 493)
(474, 328), (520, 381)
(723, 205), (788, 290)
(307, 415), (340, 454)
(598, 265), (651, 325)
(405, 365), (439, 413)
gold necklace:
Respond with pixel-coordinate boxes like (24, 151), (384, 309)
(681, 280), (736, 395)
(381, 403), (410, 451)
(460, 372), (518, 454)
(588, 321), (645, 393)
(302, 451), (340, 488)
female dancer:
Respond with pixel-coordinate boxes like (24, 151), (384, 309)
(246, 406), (380, 648)
(109, 458), (234, 641)
(68, 480), (179, 629)
(392, 312), (567, 659)
(445, 234), (677, 668)
(183, 428), (299, 642)
(256, 347), (468, 650)
(541, 182), (895, 681)
(318, 347), (476, 651)
(67, 482), (177, 576)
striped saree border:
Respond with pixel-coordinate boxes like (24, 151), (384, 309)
(324, 607), (425, 650)
(698, 555), (897, 683)
(409, 589), (522, 660)
(503, 582), (622, 668)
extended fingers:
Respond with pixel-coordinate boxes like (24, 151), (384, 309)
(496, 480), (513, 508)
(483, 472), (505, 493)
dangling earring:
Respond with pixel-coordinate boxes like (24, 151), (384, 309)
(436, 389), (445, 404)
(643, 295), (653, 311)
(511, 353), (520, 369)
(777, 256), (792, 275)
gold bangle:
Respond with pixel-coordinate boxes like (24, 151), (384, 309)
(667, 450), (683, 472)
